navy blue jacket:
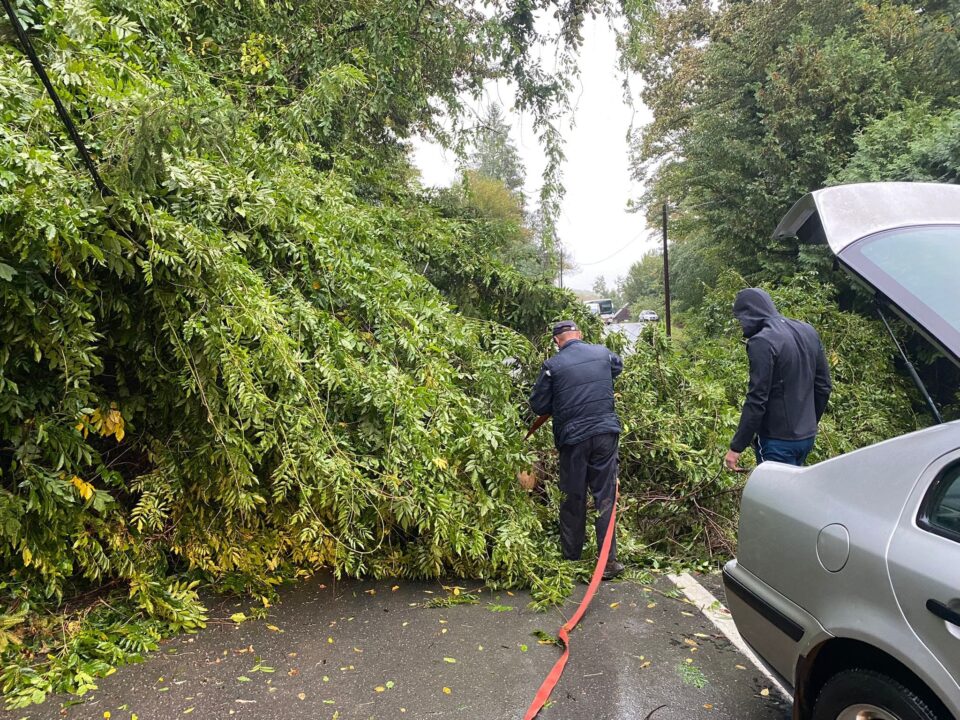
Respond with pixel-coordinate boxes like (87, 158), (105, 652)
(730, 289), (832, 453)
(529, 340), (623, 449)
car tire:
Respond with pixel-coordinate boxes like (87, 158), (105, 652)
(811, 668), (942, 720)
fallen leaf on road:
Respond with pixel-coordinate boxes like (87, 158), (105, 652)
(386, 681), (395, 689)
(683, 639), (698, 647)
(267, 625), (281, 632)
(375, 686), (386, 693)
(520, 644), (528, 652)
(237, 676), (251, 683)
(392, 586), (400, 592)
(365, 589), (376, 595)
(328, 637), (334, 643)
(443, 687), (452, 695)
(610, 602), (620, 608)
(640, 661), (651, 669)
(230, 613), (247, 624)
(443, 657), (456, 663)
(183, 708), (194, 714)
(288, 669), (300, 677)
(704, 704), (713, 710)
(760, 688), (770, 697)
(647, 602), (656, 609)
(735, 664), (747, 670)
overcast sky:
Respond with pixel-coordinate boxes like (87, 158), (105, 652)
(411, 16), (656, 293)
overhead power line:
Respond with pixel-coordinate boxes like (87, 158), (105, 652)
(576, 230), (652, 266)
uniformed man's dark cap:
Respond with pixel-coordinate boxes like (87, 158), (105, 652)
(552, 320), (579, 336)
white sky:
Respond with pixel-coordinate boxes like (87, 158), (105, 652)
(410, 16), (656, 293)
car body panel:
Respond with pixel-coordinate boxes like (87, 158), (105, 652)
(773, 182), (960, 255)
(887, 448), (960, 688)
(774, 183), (960, 366)
(731, 422), (960, 715)
(723, 559), (832, 685)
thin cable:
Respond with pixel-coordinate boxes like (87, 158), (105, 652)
(577, 230), (651, 266)
(2, 0), (112, 196)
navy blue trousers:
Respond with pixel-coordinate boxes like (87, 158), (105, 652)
(558, 432), (618, 562)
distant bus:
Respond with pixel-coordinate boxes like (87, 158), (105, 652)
(584, 298), (615, 324)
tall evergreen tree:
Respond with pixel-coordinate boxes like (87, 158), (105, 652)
(469, 102), (527, 196)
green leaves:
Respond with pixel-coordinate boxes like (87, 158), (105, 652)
(623, 0), (960, 305)
(0, 0), (596, 707)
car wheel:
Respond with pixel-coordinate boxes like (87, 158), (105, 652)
(811, 668), (941, 720)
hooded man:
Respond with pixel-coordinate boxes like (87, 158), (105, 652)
(724, 288), (833, 471)
(529, 320), (625, 580)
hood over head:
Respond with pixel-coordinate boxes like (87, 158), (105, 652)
(733, 288), (780, 338)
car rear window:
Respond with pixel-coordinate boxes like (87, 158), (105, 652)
(922, 463), (960, 543)
(843, 225), (960, 364)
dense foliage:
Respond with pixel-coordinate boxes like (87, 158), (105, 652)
(621, 0), (960, 309)
(610, 273), (918, 559)
(0, 0), (610, 706)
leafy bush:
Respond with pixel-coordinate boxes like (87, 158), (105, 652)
(611, 273), (918, 560)
(0, 0), (597, 705)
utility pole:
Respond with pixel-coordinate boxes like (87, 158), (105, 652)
(662, 201), (672, 337)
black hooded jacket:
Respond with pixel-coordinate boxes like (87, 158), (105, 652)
(730, 289), (833, 453)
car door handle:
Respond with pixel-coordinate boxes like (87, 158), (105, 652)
(926, 599), (960, 627)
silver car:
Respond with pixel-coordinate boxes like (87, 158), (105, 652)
(723, 182), (960, 720)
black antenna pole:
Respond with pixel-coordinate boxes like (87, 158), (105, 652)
(2, 0), (111, 196)
(877, 303), (943, 424)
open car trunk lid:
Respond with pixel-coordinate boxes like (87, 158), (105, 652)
(774, 182), (960, 367)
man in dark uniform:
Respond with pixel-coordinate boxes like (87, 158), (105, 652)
(529, 320), (625, 580)
(724, 288), (833, 471)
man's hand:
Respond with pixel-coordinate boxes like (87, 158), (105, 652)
(724, 449), (745, 473)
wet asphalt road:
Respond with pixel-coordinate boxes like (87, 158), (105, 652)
(4, 574), (791, 720)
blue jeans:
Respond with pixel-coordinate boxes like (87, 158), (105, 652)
(755, 435), (816, 466)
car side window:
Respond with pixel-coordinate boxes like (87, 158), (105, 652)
(921, 463), (960, 543)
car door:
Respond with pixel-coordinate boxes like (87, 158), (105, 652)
(887, 451), (960, 682)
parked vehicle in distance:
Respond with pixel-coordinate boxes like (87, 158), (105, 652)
(723, 182), (960, 720)
(584, 298), (615, 324)
(638, 309), (659, 322)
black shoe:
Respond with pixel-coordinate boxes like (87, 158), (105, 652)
(602, 560), (624, 581)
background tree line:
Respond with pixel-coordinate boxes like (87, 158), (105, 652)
(619, 0), (959, 311)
